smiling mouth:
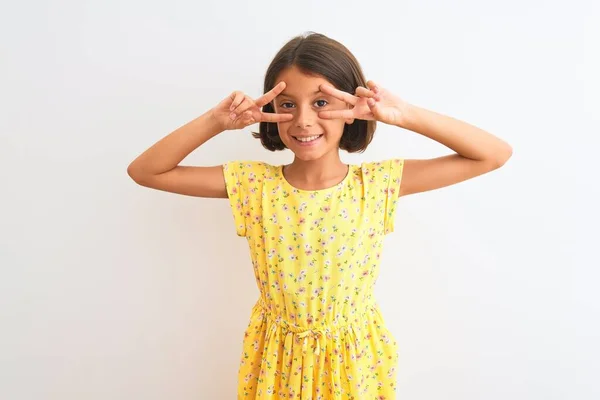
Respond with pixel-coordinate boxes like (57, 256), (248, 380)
(292, 134), (323, 143)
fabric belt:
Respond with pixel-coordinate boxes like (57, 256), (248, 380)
(258, 298), (364, 356)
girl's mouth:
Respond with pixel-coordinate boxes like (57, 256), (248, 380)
(292, 134), (323, 146)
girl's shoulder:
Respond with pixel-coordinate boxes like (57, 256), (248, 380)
(223, 160), (275, 176)
(222, 160), (279, 189)
(356, 158), (405, 182)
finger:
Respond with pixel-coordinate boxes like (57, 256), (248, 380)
(355, 86), (375, 98)
(229, 91), (245, 111)
(318, 109), (355, 119)
(230, 97), (252, 119)
(260, 112), (294, 123)
(255, 81), (287, 108)
(366, 80), (379, 93)
(241, 111), (255, 124)
(367, 98), (379, 111)
(319, 83), (358, 106)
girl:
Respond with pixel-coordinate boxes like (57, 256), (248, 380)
(127, 32), (512, 399)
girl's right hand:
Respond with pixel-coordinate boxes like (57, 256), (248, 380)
(211, 81), (294, 131)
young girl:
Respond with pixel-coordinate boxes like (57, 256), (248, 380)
(127, 32), (512, 399)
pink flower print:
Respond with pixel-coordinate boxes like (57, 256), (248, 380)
(282, 204), (289, 211)
(323, 275), (331, 282)
(388, 367), (396, 378)
(298, 270), (307, 281)
(299, 217), (306, 224)
(299, 202), (308, 213)
(336, 245), (347, 257)
(304, 246), (313, 256)
(298, 286), (306, 295)
(231, 186), (238, 195)
(248, 172), (256, 183)
(322, 205), (331, 213)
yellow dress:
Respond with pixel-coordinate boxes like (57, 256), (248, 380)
(223, 159), (404, 399)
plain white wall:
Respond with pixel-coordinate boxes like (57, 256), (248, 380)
(1, 0), (597, 399)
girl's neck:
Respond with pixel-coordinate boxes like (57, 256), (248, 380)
(283, 152), (348, 189)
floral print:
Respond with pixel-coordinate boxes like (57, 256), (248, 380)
(223, 159), (404, 399)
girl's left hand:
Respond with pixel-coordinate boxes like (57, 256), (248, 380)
(318, 81), (409, 127)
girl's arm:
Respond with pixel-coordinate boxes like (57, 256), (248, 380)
(126, 82), (292, 198)
(316, 82), (512, 197)
(127, 111), (229, 198)
(398, 104), (513, 197)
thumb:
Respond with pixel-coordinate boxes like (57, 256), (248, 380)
(367, 98), (379, 115)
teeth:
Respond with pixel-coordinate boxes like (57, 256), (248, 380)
(295, 135), (321, 142)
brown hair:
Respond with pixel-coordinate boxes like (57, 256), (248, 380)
(252, 32), (376, 153)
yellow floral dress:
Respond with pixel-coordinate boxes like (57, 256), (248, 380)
(223, 159), (404, 400)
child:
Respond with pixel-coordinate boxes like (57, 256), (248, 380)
(127, 32), (512, 399)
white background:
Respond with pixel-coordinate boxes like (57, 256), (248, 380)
(1, 0), (597, 399)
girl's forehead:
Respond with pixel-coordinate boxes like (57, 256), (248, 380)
(276, 72), (334, 98)
(277, 66), (331, 88)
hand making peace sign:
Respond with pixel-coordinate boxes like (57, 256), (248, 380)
(211, 81), (294, 131)
(318, 81), (409, 127)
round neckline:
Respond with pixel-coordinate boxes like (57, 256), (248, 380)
(279, 164), (353, 194)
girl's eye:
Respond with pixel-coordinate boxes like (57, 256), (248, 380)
(280, 100), (329, 109)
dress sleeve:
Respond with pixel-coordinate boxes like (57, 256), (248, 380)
(381, 159), (405, 235)
(222, 161), (253, 237)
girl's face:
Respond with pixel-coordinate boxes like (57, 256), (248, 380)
(272, 66), (353, 161)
